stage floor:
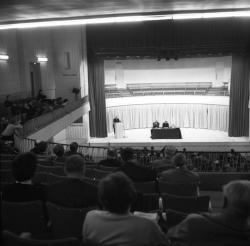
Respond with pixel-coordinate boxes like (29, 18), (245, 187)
(88, 128), (250, 151)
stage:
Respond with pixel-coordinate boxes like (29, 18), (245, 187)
(88, 128), (250, 152)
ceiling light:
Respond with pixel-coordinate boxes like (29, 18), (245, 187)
(37, 57), (48, 62)
(0, 54), (9, 60)
(0, 11), (249, 30)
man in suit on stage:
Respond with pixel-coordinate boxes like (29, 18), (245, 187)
(162, 121), (169, 128)
(153, 120), (160, 128)
(113, 116), (120, 133)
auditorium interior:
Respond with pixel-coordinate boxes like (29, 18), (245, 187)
(0, 1), (250, 245)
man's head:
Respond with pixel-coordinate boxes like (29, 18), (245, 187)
(223, 180), (250, 217)
(65, 155), (85, 178)
(12, 152), (37, 182)
(121, 148), (134, 162)
(69, 142), (78, 153)
(107, 149), (116, 159)
(172, 153), (187, 168)
(163, 146), (177, 159)
(36, 141), (48, 154)
(98, 172), (136, 214)
(53, 144), (64, 157)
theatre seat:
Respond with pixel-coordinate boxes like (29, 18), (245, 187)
(46, 202), (96, 239)
(37, 165), (65, 176)
(133, 181), (157, 194)
(2, 230), (80, 246)
(85, 168), (110, 179)
(158, 181), (199, 196)
(2, 201), (49, 239)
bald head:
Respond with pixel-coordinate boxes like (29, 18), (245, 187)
(223, 180), (250, 216)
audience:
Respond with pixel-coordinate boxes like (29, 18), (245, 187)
(51, 144), (66, 163)
(98, 148), (122, 167)
(160, 153), (200, 185)
(46, 155), (98, 208)
(167, 180), (250, 244)
(0, 118), (23, 143)
(83, 172), (169, 246)
(152, 145), (177, 172)
(2, 152), (45, 202)
(116, 147), (157, 182)
(65, 142), (83, 157)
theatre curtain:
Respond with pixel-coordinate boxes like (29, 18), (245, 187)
(88, 54), (107, 138)
(106, 104), (229, 133)
(229, 55), (250, 137)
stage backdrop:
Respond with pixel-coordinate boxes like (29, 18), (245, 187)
(106, 96), (229, 133)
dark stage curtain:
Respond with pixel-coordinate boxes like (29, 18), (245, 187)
(88, 54), (107, 138)
(229, 55), (250, 137)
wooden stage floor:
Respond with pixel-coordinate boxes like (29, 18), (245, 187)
(88, 128), (250, 152)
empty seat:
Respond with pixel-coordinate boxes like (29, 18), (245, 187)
(2, 230), (80, 246)
(46, 202), (96, 239)
(2, 200), (48, 239)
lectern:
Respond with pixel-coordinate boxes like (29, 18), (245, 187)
(114, 122), (125, 139)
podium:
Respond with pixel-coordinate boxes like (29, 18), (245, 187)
(114, 122), (125, 139)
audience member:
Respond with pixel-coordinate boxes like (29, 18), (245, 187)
(65, 142), (82, 157)
(160, 153), (200, 185)
(116, 147), (157, 182)
(51, 144), (66, 163)
(152, 145), (177, 172)
(46, 155), (98, 208)
(167, 180), (250, 244)
(83, 172), (169, 246)
(98, 149), (122, 167)
(2, 152), (45, 202)
(0, 118), (23, 143)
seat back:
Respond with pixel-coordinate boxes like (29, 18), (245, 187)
(1, 201), (48, 239)
(161, 193), (210, 213)
(46, 202), (95, 239)
(37, 164), (65, 176)
(2, 230), (80, 246)
(85, 168), (110, 179)
(158, 181), (198, 196)
(1, 169), (15, 183)
(98, 165), (117, 172)
(133, 181), (157, 194)
(0, 160), (12, 170)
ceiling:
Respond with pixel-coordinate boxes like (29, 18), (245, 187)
(1, 0), (250, 24)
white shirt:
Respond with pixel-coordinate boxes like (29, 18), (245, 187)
(82, 210), (169, 246)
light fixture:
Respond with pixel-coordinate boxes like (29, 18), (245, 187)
(0, 54), (9, 60)
(37, 57), (48, 62)
(0, 10), (249, 30)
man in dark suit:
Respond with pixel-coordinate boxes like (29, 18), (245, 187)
(168, 180), (250, 244)
(116, 148), (157, 182)
(46, 155), (98, 208)
(162, 121), (169, 128)
(98, 149), (122, 167)
(160, 153), (200, 185)
(153, 120), (160, 128)
(2, 152), (45, 202)
(113, 116), (120, 133)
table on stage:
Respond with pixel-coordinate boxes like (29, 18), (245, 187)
(151, 128), (182, 139)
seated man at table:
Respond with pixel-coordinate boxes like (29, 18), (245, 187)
(153, 120), (160, 128)
(167, 180), (250, 244)
(162, 121), (169, 128)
